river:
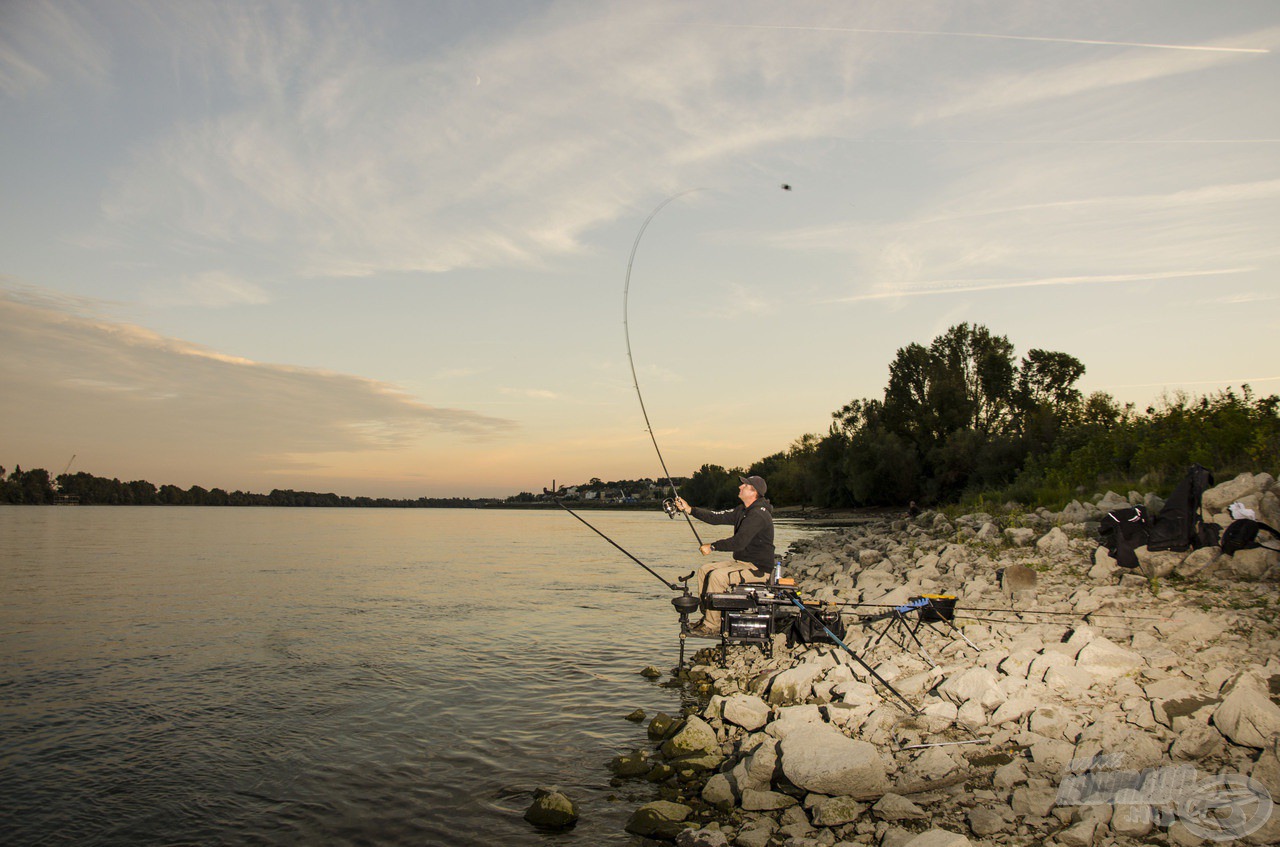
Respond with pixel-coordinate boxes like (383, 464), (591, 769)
(0, 506), (816, 846)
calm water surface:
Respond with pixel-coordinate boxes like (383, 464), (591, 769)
(0, 507), (814, 846)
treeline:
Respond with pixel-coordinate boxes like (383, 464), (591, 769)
(7, 323), (1276, 512)
(0, 467), (490, 508)
(682, 323), (1280, 510)
(505, 477), (689, 502)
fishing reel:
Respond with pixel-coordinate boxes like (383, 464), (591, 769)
(662, 498), (680, 519)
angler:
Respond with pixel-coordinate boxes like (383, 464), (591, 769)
(673, 474), (776, 637)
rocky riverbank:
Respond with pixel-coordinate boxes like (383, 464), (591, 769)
(610, 471), (1280, 846)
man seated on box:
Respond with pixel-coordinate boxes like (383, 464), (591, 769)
(674, 475), (775, 637)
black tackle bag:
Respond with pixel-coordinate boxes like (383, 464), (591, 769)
(788, 608), (847, 646)
(1147, 464), (1215, 552)
(1098, 505), (1150, 569)
(1221, 519), (1280, 555)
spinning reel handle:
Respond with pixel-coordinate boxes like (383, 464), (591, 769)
(662, 498), (679, 519)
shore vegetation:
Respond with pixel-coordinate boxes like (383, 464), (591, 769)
(5, 323), (1276, 509)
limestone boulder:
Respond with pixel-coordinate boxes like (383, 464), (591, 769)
(701, 772), (735, 807)
(1004, 527), (1036, 547)
(1133, 547), (1184, 579)
(1097, 491), (1131, 511)
(768, 662), (827, 706)
(721, 693), (770, 731)
(1213, 671), (1280, 748)
(1203, 473), (1271, 515)
(740, 788), (797, 811)
(1226, 547), (1280, 580)
(1036, 527), (1071, 555)
(938, 666), (1005, 711)
(732, 737), (778, 792)
(1075, 636), (1145, 678)
(661, 716), (720, 759)
(778, 724), (889, 796)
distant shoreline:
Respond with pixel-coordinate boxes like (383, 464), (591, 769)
(3, 499), (903, 525)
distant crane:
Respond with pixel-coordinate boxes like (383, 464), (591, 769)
(61, 454), (76, 477)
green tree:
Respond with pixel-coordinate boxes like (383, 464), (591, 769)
(683, 464), (740, 509)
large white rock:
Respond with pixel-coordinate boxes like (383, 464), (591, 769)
(1203, 473), (1270, 515)
(1004, 527), (1036, 547)
(778, 724), (889, 796)
(1097, 491), (1131, 511)
(732, 737), (778, 791)
(701, 772), (736, 806)
(1036, 527), (1071, 555)
(765, 704), (824, 738)
(722, 693), (770, 731)
(1110, 789), (1154, 838)
(1213, 671), (1280, 748)
(660, 716), (720, 759)
(768, 662), (827, 706)
(937, 667), (1005, 711)
(1227, 547), (1280, 580)
(1075, 636), (1144, 678)
(1133, 546), (1184, 579)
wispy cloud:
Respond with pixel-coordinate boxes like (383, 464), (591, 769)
(0, 0), (109, 97)
(768, 172), (1280, 304)
(142, 271), (272, 308)
(501, 387), (560, 400)
(83, 1), (890, 281)
(0, 290), (517, 476)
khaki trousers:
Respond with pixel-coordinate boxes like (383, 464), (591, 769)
(697, 560), (769, 629)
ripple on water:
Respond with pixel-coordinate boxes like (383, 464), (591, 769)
(0, 509), (814, 846)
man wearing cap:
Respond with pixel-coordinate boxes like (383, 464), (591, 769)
(674, 475), (775, 637)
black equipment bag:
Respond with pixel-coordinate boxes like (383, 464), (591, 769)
(1147, 464), (1215, 552)
(788, 608), (846, 646)
(1098, 505), (1150, 568)
(1196, 521), (1222, 550)
(1221, 519), (1280, 555)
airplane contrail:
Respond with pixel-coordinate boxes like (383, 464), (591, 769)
(712, 23), (1270, 54)
(833, 267), (1251, 303)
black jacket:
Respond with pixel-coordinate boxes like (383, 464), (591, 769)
(690, 498), (775, 570)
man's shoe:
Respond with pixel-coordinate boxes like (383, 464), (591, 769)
(687, 623), (720, 638)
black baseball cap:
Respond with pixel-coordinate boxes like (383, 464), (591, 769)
(739, 475), (767, 496)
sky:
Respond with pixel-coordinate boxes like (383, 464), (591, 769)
(1, 1), (1278, 499)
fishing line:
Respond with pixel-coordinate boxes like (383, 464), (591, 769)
(623, 189), (706, 547)
(552, 498), (680, 590)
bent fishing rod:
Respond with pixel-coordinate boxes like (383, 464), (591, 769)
(623, 190), (705, 547)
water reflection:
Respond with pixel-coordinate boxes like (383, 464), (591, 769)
(0, 507), (816, 845)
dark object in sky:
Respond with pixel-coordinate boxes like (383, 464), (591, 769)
(781, 184), (792, 191)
